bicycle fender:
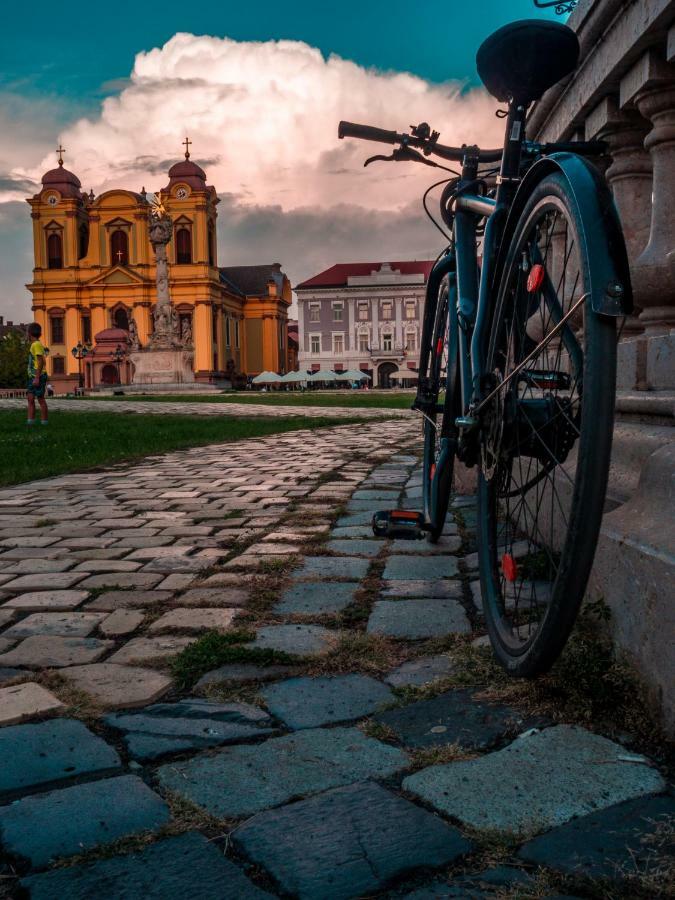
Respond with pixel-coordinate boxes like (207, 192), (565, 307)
(498, 153), (633, 316)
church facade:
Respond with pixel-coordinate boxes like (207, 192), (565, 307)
(26, 145), (291, 390)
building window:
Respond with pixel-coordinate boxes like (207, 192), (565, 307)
(405, 329), (417, 351)
(176, 227), (192, 264)
(382, 331), (392, 351)
(110, 230), (129, 266)
(309, 304), (320, 323)
(310, 334), (321, 354)
(405, 301), (416, 319)
(52, 356), (65, 375)
(208, 221), (216, 266)
(279, 322), (284, 349)
(358, 331), (369, 353)
(47, 233), (63, 269)
(234, 320), (240, 348)
(333, 333), (344, 355)
(332, 303), (343, 322)
(82, 316), (91, 344)
(113, 307), (129, 330)
(50, 316), (64, 344)
(358, 303), (368, 321)
(381, 301), (393, 320)
(78, 225), (89, 260)
(212, 310), (218, 343)
(225, 317), (231, 347)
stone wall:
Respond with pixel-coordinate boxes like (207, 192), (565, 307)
(529, 0), (675, 733)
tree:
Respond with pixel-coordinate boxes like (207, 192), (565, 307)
(0, 331), (30, 388)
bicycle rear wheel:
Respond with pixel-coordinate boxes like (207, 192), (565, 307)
(422, 279), (460, 542)
(477, 172), (617, 676)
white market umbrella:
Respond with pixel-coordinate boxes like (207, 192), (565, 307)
(390, 368), (419, 381)
(333, 371), (353, 381)
(252, 371), (282, 384)
(343, 369), (372, 381)
(308, 369), (338, 382)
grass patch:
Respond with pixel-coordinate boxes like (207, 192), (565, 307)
(170, 630), (297, 689)
(308, 631), (401, 676)
(78, 391), (413, 409)
(0, 410), (363, 487)
(359, 720), (398, 744)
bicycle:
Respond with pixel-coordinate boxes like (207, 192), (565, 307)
(341, 19), (632, 676)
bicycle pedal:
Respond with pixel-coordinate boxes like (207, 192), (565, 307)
(372, 510), (425, 539)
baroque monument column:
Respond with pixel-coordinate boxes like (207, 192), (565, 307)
(129, 193), (195, 386)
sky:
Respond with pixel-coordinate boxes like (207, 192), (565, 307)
(0, 0), (561, 322)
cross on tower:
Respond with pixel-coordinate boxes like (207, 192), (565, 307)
(183, 136), (192, 159)
(56, 144), (66, 166)
(116, 250), (124, 263)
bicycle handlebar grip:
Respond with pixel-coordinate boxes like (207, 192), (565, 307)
(338, 121), (399, 145)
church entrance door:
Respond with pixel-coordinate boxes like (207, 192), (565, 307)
(101, 364), (119, 385)
(378, 362), (397, 389)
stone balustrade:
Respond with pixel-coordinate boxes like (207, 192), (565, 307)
(528, 0), (675, 389)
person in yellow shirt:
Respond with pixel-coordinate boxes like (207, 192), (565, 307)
(26, 323), (49, 425)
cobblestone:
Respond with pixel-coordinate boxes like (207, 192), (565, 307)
(0, 415), (667, 898)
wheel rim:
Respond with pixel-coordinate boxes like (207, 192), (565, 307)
(482, 198), (587, 654)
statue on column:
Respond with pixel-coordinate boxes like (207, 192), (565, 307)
(147, 191), (182, 350)
(128, 316), (140, 351)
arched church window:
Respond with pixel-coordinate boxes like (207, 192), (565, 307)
(110, 230), (129, 266)
(47, 233), (63, 269)
(208, 221), (216, 266)
(78, 224), (89, 260)
(176, 227), (192, 264)
(113, 307), (130, 330)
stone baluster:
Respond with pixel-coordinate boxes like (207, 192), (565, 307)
(620, 51), (675, 336)
(586, 96), (653, 339)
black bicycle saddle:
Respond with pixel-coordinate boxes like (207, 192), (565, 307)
(476, 19), (579, 105)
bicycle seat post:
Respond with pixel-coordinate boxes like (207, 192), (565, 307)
(495, 101), (527, 206)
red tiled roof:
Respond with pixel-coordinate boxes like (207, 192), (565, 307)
(295, 260), (435, 289)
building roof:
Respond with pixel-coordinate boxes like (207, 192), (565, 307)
(41, 164), (83, 199)
(295, 260), (435, 290)
(219, 264), (284, 296)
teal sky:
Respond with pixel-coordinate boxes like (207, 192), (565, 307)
(4, 0), (560, 114)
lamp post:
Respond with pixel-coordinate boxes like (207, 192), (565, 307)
(71, 341), (90, 390)
(112, 344), (125, 385)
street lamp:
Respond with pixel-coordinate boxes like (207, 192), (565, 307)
(112, 344), (125, 384)
(71, 341), (90, 389)
(532, 0), (579, 12)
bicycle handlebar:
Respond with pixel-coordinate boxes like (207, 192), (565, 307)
(338, 121), (609, 165)
(338, 120), (503, 163)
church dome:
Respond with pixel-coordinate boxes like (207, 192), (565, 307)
(41, 164), (82, 199)
(166, 157), (207, 191)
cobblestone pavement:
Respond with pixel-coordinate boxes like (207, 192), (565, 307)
(0, 397), (413, 420)
(0, 419), (672, 899)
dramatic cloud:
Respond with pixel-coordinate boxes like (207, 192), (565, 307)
(0, 32), (504, 320)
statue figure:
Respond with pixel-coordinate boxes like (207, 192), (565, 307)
(181, 317), (193, 346)
(128, 316), (140, 351)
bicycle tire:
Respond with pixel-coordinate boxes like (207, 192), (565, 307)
(477, 172), (617, 676)
(422, 279), (460, 543)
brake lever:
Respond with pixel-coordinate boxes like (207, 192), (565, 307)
(364, 146), (440, 168)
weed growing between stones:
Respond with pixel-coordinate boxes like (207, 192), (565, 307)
(468, 600), (670, 756)
(358, 719), (398, 744)
(37, 671), (103, 721)
(307, 631), (402, 676)
(169, 630), (297, 689)
(33, 518), (56, 528)
(616, 813), (675, 898)
(85, 584), (128, 601)
(408, 743), (477, 771)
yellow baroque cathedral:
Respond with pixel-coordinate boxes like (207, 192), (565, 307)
(27, 144), (291, 390)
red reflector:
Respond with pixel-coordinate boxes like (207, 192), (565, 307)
(430, 463), (436, 481)
(527, 264), (545, 293)
(391, 510), (418, 520)
(436, 337), (443, 355)
(501, 553), (518, 582)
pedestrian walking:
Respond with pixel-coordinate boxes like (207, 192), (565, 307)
(26, 323), (49, 426)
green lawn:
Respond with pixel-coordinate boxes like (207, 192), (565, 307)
(0, 410), (362, 487)
(76, 391), (414, 410)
